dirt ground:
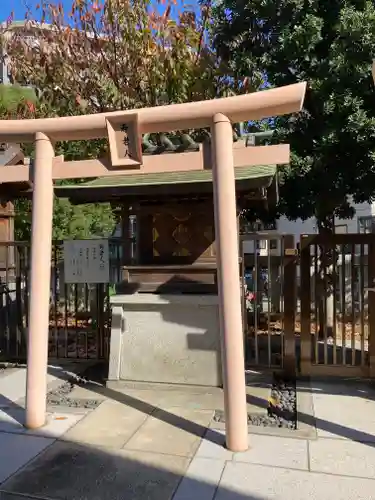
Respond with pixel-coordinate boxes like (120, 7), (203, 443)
(247, 315), (369, 343)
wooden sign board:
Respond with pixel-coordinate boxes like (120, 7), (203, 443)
(64, 239), (110, 284)
(106, 113), (143, 168)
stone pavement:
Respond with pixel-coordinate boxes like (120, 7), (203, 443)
(0, 361), (94, 406)
(0, 374), (375, 499)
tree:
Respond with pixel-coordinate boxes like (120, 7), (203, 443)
(0, 84), (116, 240)
(1, 0), (252, 241)
(0, 84), (36, 240)
(212, 0), (375, 333)
(4, 0), (235, 112)
(212, 0), (375, 225)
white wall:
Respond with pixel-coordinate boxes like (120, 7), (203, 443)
(277, 216), (316, 239)
(277, 201), (374, 241)
(242, 201), (374, 256)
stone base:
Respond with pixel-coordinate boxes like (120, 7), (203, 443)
(108, 293), (222, 387)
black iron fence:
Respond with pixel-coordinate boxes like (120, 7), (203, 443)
(0, 239), (124, 362)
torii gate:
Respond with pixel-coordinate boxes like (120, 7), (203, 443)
(0, 83), (306, 452)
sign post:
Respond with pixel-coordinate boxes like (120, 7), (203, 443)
(63, 239), (110, 284)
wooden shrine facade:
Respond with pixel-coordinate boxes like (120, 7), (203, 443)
(55, 135), (283, 293)
(0, 144), (25, 275)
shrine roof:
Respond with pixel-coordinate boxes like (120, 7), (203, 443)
(54, 164), (277, 204)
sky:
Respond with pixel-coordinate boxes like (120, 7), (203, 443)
(0, 0), (54, 21)
(0, 0), (192, 22)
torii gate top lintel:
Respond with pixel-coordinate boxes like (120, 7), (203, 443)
(0, 82), (306, 143)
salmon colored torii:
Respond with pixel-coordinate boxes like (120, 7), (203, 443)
(0, 82), (306, 452)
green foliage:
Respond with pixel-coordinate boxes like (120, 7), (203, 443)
(52, 199), (115, 240)
(0, 84), (36, 114)
(212, 0), (375, 227)
(0, 99), (115, 240)
(14, 199), (32, 240)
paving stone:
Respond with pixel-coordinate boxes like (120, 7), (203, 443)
(216, 462), (375, 500)
(154, 391), (224, 410)
(0, 368), (58, 404)
(232, 434), (308, 471)
(194, 430), (233, 461)
(124, 407), (213, 457)
(0, 433), (54, 484)
(0, 368), (19, 381)
(2, 440), (190, 500)
(173, 457), (225, 500)
(309, 438), (375, 479)
(312, 391), (375, 442)
(0, 494), (42, 500)
(63, 400), (151, 448)
(0, 409), (84, 439)
(105, 384), (268, 414)
(0, 411), (23, 433)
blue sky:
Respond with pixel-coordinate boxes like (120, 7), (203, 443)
(0, 0), (194, 22)
(1, 0), (68, 21)
(1, 0), (47, 21)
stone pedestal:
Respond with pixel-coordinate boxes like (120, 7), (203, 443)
(107, 293), (222, 387)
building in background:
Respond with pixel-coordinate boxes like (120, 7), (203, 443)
(0, 20), (46, 85)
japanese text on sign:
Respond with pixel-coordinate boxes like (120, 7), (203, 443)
(63, 239), (110, 284)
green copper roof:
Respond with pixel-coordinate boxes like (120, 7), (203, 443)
(140, 130), (274, 154)
(56, 164), (276, 191)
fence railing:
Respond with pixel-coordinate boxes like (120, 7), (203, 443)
(299, 233), (375, 377)
(2, 233), (375, 378)
(0, 239), (124, 361)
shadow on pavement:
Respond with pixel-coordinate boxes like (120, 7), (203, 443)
(246, 392), (375, 447)
(296, 377), (375, 401)
(46, 365), (224, 446)
(0, 435), (266, 500)
(46, 364), (375, 449)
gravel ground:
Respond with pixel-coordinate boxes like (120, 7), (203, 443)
(0, 362), (25, 371)
(46, 364), (105, 409)
(213, 374), (297, 430)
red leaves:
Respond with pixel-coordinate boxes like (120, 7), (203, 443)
(26, 101), (35, 113)
(6, 12), (14, 27)
(162, 4), (171, 20)
(92, 2), (102, 14)
(243, 76), (250, 89)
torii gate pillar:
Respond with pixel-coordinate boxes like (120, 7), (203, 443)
(25, 132), (54, 429)
(211, 114), (248, 451)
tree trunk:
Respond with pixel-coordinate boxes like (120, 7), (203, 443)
(317, 215), (335, 339)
